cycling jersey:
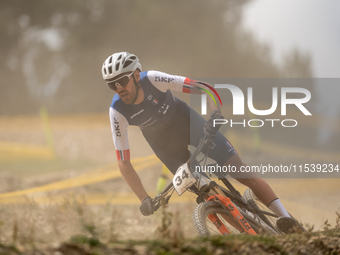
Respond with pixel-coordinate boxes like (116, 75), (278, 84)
(109, 70), (237, 172)
(109, 71), (193, 160)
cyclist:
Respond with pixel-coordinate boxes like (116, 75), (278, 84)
(102, 52), (299, 233)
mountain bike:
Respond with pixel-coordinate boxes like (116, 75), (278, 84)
(151, 133), (304, 236)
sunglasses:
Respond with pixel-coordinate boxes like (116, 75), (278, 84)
(107, 72), (134, 91)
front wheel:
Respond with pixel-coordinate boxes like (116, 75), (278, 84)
(192, 201), (260, 236)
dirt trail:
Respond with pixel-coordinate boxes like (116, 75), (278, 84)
(0, 114), (339, 243)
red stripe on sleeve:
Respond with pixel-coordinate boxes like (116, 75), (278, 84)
(116, 149), (130, 161)
(183, 87), (191, 93)
(116, 150), (122, 160)
(183, 78), (195, 93)
(184, 77), (197, 85)
(123, 149), (130, 161)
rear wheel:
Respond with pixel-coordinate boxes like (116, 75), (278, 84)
(243, 188), (281, 233)
(192, 201), (260, 236)
(244, 188), (306, 233)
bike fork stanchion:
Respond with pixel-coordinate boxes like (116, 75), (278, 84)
(208, 214), (230, 235)
(207, 195), (257, 235)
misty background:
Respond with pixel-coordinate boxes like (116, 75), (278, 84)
(244, 0), (340, 146)
(0, 0), (339, 152)
(1, 0), (314, 115)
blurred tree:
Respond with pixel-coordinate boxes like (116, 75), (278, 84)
(282, 48), (313, 78)
(0, 0), (313, 115)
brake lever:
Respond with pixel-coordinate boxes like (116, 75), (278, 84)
(152, 195), (171, 212)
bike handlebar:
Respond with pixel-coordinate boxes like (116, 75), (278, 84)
(152, 195), (171, 211)
(151, 134), (217, 212)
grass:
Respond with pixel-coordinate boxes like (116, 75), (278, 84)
(0, 195), (339, 254)
(63, 228), (340, 255)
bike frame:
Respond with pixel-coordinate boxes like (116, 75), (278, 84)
(152, 134), (278, 235)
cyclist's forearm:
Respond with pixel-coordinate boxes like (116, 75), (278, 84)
(207, 95), (221, 114)
(192, 81), (221, 114)
(118, 161), (149, 202)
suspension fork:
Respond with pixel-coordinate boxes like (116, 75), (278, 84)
(207, 182), (256, 235)
(207, 194), (257, 235)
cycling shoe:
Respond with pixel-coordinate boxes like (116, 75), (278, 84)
(276, 216), (303, 234)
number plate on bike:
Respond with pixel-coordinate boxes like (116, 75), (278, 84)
(173, 163), (197, 196)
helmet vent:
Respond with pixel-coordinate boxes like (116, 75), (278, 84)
(102, 52), (140, 81)
(123, 60), (133, 68)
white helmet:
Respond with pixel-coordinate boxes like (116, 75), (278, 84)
(101, 52), (142, 82)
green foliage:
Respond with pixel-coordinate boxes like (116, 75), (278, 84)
(70, 234), (101, 247)
(155, 207), (185, 249)
(322, 219), (332, 231)
(335, 210), (340, 229)
(155, 206), (173, 239)
(0, 243), (21, 255)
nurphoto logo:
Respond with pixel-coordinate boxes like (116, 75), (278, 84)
(201, 84), (311, 128)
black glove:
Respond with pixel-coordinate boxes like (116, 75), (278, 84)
(204, 110), (224, 137)
(139, 196), (154, 216)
